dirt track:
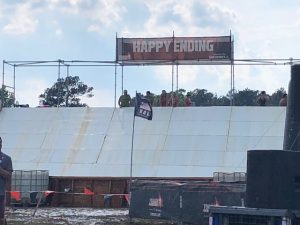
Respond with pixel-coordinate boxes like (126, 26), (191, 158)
(6, 207), (177, 225)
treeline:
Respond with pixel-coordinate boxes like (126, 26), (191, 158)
(0, 73), (287, 107)
(148, 87), (287, 107)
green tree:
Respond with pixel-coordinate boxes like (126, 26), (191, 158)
(152, 94), (160, 106)
(175, 89), (186, 106)
(216, 96), (231, 106)
(39, 76), (94, 107)
(190, 89), (216, 106)
(270, 88), (286, 106)
(233, 88), (259, 106)
(0, 86), (14, 107)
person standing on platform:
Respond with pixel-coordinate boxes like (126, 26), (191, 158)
(160, 90), (167, 107)
(168, 92), (179, 107)
(118, 90), (131, 108)
(145, 91), (154, 106)
(257, 91), (270, 106)
(0, 137), (13, 225)
(184, 93), (192, 106)
(279, 93), (287, 106)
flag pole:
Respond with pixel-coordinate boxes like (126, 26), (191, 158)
(129, 114), (136, 191)
(128, 92), (153, 209)
(129, 92), (137, 196)
(129, 112), (135, 222)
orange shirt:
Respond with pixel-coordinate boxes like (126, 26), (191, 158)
(184, 96), (192, 106)
(168, 96), (179, 107)
(160, 95), (167, 106)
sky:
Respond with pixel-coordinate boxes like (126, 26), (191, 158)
(1, 0), (300, 107)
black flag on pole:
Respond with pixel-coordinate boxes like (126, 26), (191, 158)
(134, 93), (153, 120)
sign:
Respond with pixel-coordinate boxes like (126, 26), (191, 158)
(117, 36), (232, 64)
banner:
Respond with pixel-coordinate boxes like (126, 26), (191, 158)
(117, 36), (232, 64)
(11, 191), (21, 201)
(83, 187), (94, 195)
(134, 93), (153, 120)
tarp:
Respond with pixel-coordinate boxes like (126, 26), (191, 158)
(1, 107), (285, 177)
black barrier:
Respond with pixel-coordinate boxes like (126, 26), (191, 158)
(283, 64), (300, 151)
(129, 180), (245, 224)
(246, 150), (300, 209)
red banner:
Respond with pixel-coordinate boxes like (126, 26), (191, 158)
(117, 36), (232, 64)
(44, 190), (55, 197)
(11, 191), (21, 201)
(124, 194), (130, 205)
(83, 187), (94, 195)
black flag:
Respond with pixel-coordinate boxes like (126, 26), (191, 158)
(134, 93), (153, 120)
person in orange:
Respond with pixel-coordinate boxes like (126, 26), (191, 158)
(160, 90), (167, 107)
(0, 137), (13, 225)
(168, 92), (179, 107)
(184, 93), (192, 106)
(279, 93), (287, 106)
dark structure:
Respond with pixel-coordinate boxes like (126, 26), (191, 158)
(283, 64), (300, 151)
(246, 64), (300, 210)
(49, 177), (128, 208)
(208, 206), (295, 225)
(208, 64), (300, 225)
(129, 180), (245, 224)
(246, 150), (300, 209)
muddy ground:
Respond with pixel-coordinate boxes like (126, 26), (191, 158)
(6, 207), (177, 225)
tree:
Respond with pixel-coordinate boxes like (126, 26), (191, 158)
(190, 89), (216, 106)
(39, 76), (94, 107)
(270, 88), (286, 106)
(175, 89), (186, 106)
(0, 86), (14, 107)
(216, 96), (230, 106)
(232, 88), (259, 106)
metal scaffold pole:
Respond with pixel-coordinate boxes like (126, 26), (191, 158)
(13, 64), (16, 104)
(1, 61), (4, 109)
(114, 63), (117, 108)
(176, 64), (178, 92)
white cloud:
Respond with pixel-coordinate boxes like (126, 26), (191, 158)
(1, 0), (126, 36)
(81, 89), (114, 107)
(2, 3), (38, 36)
(0, 2), (4, 20)
(16, 79), (49, 107)
(68, 0), (84, 6)
(51, 0), (126, 30)
(47, 0), (60, 10)
(122, 0), (235, 37)
(234, 65), (289, 94)
(153, 65), (198, 86)
(151, 64), (234, 96)
(55, 28), (63, 38)
(87, 24), (101, 33)
(87, 0), (126, 28)
(47, 0), (60, 4)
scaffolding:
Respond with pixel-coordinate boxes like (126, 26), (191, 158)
(2, 32), (300, 108)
